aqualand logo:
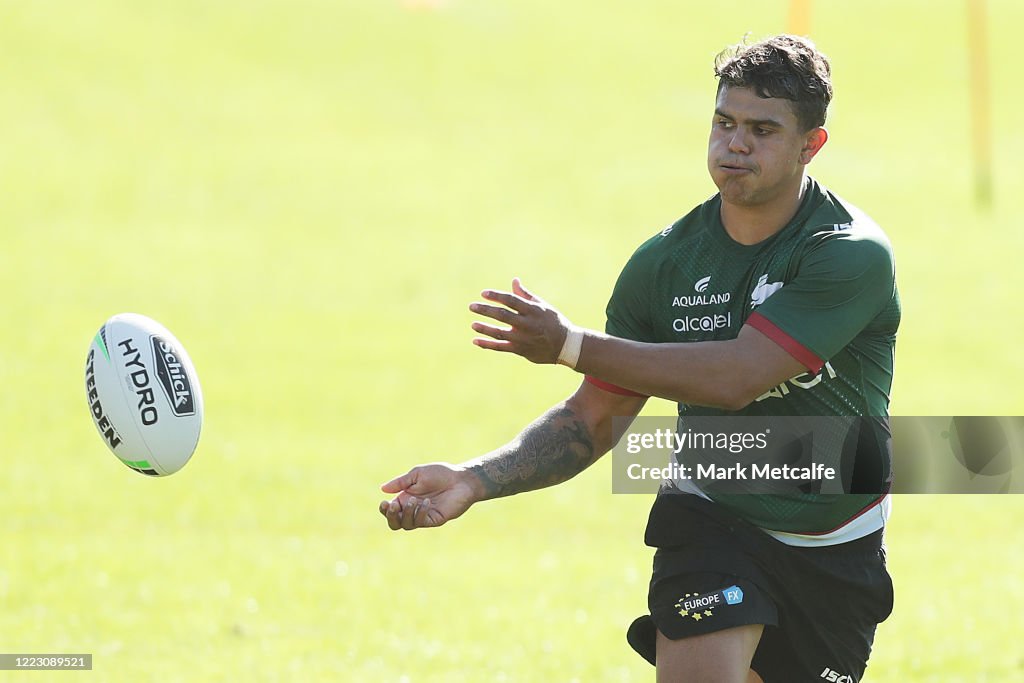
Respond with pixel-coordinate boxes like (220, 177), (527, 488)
(672, 276), (732, 308)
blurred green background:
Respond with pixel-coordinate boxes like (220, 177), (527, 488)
(2, 1), (1022, 680)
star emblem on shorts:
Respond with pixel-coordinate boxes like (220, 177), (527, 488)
(674, 595), (694, 618)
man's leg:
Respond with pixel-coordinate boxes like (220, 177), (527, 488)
(655, 624), (764, 683)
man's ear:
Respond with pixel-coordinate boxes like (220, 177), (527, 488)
(799, 127), (828, 165)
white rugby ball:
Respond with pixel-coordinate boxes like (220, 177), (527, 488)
(84, 313), (204, 476)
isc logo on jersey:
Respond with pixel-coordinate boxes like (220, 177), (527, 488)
(84, 313), (203, 477)
(820, 667), (853, 683)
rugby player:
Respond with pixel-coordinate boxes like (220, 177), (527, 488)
(379, 35), (898, 683)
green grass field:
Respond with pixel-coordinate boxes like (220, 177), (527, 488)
(2, 1), (1023, 680)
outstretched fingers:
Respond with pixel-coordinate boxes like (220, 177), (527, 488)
(472, 337), (514, 352)
(470, 296), (535, 351)
(469, 302), (520, 326)
(480, 289), (533, 313)
(511, 277), (539, 302)
(471, 320), (513, 340)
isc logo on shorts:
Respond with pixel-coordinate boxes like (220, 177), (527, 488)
(820, 667), (854, 682)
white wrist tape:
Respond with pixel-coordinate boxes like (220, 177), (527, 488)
(557, 326), (584, 369)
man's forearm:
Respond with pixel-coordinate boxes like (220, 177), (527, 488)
(469, 283), (805, 410)
(464, 403), (599, 500)
(575, 332), (746, 409)
(573, 326), (805, 411)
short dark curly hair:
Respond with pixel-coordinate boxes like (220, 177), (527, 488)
(714, 35), (832, 132)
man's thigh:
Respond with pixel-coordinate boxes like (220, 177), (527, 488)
(656, 625), (764, 683)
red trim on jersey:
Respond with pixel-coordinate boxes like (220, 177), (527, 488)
(796, 488), (890, 536)
(585, 376), (647, 398)
(746, 312), (824, 374)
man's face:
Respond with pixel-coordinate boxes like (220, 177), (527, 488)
(707, 85), (822, 207)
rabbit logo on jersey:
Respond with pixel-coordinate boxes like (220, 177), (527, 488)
(152, 336), (195, 417)
(751, 274), (784, 308)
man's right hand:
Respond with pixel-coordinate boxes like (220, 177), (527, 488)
(378, 463), (482, 531)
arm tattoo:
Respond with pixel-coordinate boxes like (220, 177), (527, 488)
(467, 405), (596, 499)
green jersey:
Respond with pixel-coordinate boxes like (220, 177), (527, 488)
(591, 177), (900, 544)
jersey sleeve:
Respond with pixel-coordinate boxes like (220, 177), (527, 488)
(746, 230), (896, 371)
(603, 241), (659, 343)
(584, 240), (659, 397)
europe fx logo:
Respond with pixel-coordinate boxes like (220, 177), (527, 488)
(673, 585), (744, 622)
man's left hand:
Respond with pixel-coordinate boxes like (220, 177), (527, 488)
(469, 278), (571, 364)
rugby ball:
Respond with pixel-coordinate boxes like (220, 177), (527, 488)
(84, 313), (203, 476)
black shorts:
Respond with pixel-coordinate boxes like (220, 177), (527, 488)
(626, 492), (893, 683)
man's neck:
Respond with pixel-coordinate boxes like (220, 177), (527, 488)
(720, 177), (808, 246)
